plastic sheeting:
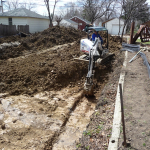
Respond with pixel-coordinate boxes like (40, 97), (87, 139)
(122, 42), (150, 78)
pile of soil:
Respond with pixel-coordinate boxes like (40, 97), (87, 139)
(0, 26), (86, 60)
(0, 26), (123, 96)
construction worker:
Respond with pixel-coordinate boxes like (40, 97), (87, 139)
(91, 31), (103, 44)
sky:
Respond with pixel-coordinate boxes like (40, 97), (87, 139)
(1, 0), (79, 15)
(2, 0), (150, 16)
(6, 0), (79, 16)
(30, 0), (150, 17)
(33, 0), (79, 16)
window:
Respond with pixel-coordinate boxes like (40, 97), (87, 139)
(8, 18), (12, 25)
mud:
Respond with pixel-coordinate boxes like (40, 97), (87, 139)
(0, 26), (125, 150)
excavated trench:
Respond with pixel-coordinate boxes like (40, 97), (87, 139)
(0, 67), (112, 150)
(0, 44), (115, 150)
(0, 26), (124, 150)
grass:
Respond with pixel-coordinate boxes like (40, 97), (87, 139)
(120, 126), (123, 133)
(143, 143), (146, 147)
(76, 144), (81, 148)
(136, 39), (150, 44)
(83, 130), (92, 136)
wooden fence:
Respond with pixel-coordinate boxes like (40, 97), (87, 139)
(0, 24), (29, 36)
(18, 25), (29, 34)
(0, 24), (17, 36)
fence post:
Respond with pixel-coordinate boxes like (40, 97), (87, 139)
(119, 83), (127, 147)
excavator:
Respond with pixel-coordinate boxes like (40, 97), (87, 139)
(75, 27), (114, 96)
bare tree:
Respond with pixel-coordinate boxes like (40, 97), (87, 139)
(118, 0), (149, 41)
(4, 0), (19, 10)
(104, 4), (117, 20)
(20, 1), (37, 10)
(63, 2), (82, 19)
(4, 0), (37, 11)
(55, 15), (63, 26)
(79, 0), (115, 23)
(11, 0), (19, 9)
(44, 0), (59, 27)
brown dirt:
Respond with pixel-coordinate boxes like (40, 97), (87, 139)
(118, 50), (150, 150)
(77, 51), (125, 150)
(0, 26), (124, 96)
(0, 26), (126, 150)
(0, 26), (85, 60)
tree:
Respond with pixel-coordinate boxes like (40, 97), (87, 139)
(62, 2), (82, 19)
(44, 0), (59, 27)
(55, 15), (63, 26)
(79, 0), (115, 23)
(20, 1), (37, 10)
(4, 0), (19, 10)
(4, 0), (37, 11)
(118, 0), (149, 41)
(104, 4), (117, 21)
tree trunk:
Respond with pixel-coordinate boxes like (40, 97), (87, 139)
(121, 22), (126, 43)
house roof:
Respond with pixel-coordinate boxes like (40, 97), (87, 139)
(70, 16), (91, 24)
(102, 18), (115, 26)
(65, 19), (78, 25)
(0, 8), (48, 19)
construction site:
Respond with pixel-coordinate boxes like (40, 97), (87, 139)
(0, 25), (150, 150)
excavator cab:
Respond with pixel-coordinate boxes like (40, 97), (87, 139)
(88, 27), (108, 49)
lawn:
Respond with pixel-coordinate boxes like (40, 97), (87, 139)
(136, 39), (150, 44)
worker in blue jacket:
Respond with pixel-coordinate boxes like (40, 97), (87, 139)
(91, 31), (103, 44)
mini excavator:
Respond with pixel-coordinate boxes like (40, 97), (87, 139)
(75, 27), (114, 96)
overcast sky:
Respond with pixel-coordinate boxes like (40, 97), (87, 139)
(2, 0), (150, 16)
(24, 0), (79, 16)
(26, 0), (150, 16)
(1, 0), (79, 15)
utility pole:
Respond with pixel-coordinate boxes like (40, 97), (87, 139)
(0, 0), (4, 13)
(0, 0), (3, 13)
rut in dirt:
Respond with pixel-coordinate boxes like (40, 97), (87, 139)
(0, 26), (126, 150)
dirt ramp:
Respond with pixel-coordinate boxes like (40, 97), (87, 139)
(0, 30), (123, 96)
(0, 26), (86, 60)
(0, 42), (87, 95)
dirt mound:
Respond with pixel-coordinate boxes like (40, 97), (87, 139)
(0, 27), (124, 96)
(0, 41), (87, 95)
(0, 26), (86, 60)
(0, 35), (21, 44)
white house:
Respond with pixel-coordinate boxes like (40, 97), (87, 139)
(102, 18), (126, 35)
(0, 8), (49, 33)
(53, 19), (78, 29)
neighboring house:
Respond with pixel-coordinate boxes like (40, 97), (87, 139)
(53, 19), (78, 29)
(0, 8), (49, 33)
(102, 18), (126, 35)
(70, 16), (91, 30)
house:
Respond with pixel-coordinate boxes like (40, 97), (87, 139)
(53, 19), (78, 29)
(102, 18), (126, 35)
(0, 8), (49, 33)
(70, 16), (91, 30)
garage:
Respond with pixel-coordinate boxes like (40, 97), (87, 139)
(102, 18), (126, 35)
(111, 24), (124, 35)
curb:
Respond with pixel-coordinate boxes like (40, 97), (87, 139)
(108, 51), (128, 150)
